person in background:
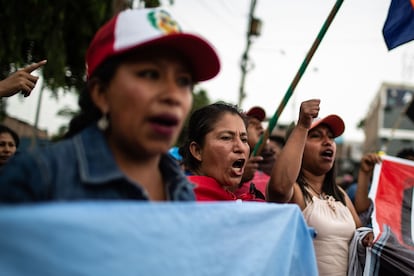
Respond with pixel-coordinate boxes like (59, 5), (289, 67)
(235, 106), (275, 200)
(351, 153), (382, 227)
(268, 134), (285, 161)
(351, 148), (413, 227)
(180, 102), (259, 201)
(0, 60), (47, 98)
(268, 99), (373, 275)
(339, 172), (355, 192)
(0, 125), (19, 168)
(396, 147), (414, 161)
(0, 8), (220, 202)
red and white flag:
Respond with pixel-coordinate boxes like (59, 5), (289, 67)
(367, 155), (414, 274)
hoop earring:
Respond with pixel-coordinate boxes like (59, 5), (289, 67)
(97, 113), (109, 131)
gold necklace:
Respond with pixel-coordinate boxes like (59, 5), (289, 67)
(307, 184), (324, 199)
(301, 176), (336, 211)
(299, 174), (326, 200)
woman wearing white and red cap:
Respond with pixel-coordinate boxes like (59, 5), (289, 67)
(268, 99), (373, 275)
(0, 8), (220, 202)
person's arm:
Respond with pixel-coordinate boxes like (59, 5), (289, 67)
(267, 99), (320, 203)
(258, 143), (276, 176)
(0, 60), (47, 98)
(354, 153), (381, 213)
(240, 155), (263, 183)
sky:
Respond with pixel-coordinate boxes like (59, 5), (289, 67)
(6, 0), (414, 142)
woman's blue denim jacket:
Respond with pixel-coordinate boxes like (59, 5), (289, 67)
(0, 125), (195, 203)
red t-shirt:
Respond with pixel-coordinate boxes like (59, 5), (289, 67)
(234, 171), (270, 201)
(188, 175), (265, 202)
(235, 170), (270, 200)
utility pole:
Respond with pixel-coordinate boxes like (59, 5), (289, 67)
(238, 0), (261, 107)
(31, 81), (44, 149)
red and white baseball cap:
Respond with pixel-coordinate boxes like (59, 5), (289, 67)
(246, 106), (266, 121)
(310, 114), (345, 138)
(86, 8), (220, 81)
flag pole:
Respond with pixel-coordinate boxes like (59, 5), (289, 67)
(252, 0), (345, 156)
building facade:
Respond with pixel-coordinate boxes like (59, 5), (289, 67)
(363, 82), (414, 156)
(1, 115), (49, 151)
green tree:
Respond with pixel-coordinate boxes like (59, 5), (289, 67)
(0, 1), (116, 92)
(175, 87), (211, 146)
(0, 0), (141, 132)
(0, 0), (116, 118)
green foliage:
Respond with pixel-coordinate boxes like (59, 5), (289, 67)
(175, 87), (211, 146)
(357, 119), (365, 129)
(50, 125), (69, 142)
(192, 88), (210, 110)
(0, 0), (114, 93)
(0, 0), (116, 124)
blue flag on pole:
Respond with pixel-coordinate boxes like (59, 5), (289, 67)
(383, 0), (414, 50)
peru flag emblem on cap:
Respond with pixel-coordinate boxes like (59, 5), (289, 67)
(147, 10), (181, 34)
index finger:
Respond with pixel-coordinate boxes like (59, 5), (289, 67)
(23, 60), (47, 73)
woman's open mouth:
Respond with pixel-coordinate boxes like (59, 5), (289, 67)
(149, 114), (179, 137)
(231, 158), (246, 176)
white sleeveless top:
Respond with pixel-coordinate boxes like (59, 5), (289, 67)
(303, 195), (356, 276)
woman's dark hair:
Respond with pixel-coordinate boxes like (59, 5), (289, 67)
(0, 124), (20, 147)
(297, 162), (345, 205)
(269, 135), (285, 148)
(63, 55), (125, 138)
(397, 147), (414, 160)
(180, 102), (246, 173)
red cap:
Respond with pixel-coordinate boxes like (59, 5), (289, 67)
(86, 8), (220, 81)
(246, 106), (266, 121)
(310, 114), (345, 138)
